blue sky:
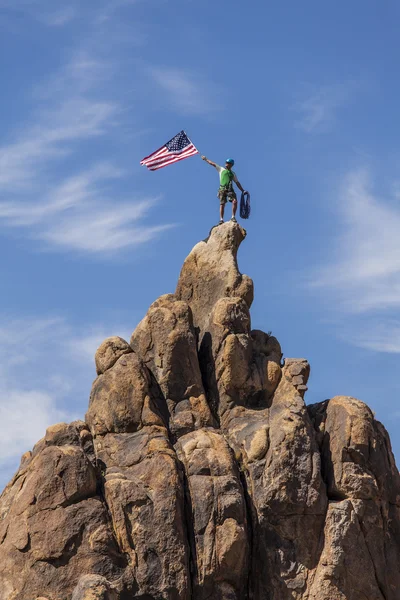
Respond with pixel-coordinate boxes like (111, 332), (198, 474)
(1, 0), (400, 489)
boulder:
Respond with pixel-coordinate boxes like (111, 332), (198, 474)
(95, 336), (132, 376)
(0, 222), (399, 600)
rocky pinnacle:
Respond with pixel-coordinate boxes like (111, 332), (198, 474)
(0, 222), (399, 600)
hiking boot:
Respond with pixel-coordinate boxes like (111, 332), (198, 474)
(231, 217), (237, 223)
(218, 219), (224, 225)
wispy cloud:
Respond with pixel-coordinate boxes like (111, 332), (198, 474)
(0, 317), (73, 487)
(0, 1), (76, 27)
(0, 99), (117, 192)
(0, 391), (69, 463)
(311, 168), (400, 353)
(0, 52), (173, 253)
(149, 67), (221, 115)
(0, 162), (172, 253)
(0, 315), (130, 374)
(347, 319), (400, 354)
(39, 7), (76, 27)
(0, 164), (122, 224)
(0, 0), (135, 26)
(67, 327), (131, 363)
(95, 0), (140, 24)
(40, 208), (172, 254)
(294, 82), (355, 133)
(0, 315), (132, 489)
(312, 169), (400, 312)
(69, 332), (118, 364)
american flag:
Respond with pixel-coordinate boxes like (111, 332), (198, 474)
(140, 130), (198, 171)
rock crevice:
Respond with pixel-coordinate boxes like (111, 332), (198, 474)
(0, 222), (399, 600)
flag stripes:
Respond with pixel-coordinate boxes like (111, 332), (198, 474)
(140, 130), (198, 171)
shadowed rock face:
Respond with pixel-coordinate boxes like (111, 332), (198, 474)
(0, 222), (399, 600)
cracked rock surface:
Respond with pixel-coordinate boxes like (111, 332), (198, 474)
(0, 222), (399, 599)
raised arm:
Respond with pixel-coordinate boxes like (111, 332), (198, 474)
(201, 155), (218, 169)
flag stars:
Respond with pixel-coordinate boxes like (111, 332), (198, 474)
(166, 132), (192, 153)
(140, 130), (198, 171)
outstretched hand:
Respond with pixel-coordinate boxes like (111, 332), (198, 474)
(201, 155), (207, 161)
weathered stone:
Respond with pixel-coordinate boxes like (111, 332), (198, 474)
(308, 499), (386, 600)
(95, 336), (132, 375)
(96, 425), (190, 599)
(0, 222), (399, 600)
(175, 221), (254, 342)
(308, 396), (400, 598)
(221, 359), (326, 599)
(0, 438), (123, 600)
(72, 575), (118, 600)
(130, 294), (215, 439)
(176, 428), (249, 599)
(86, 352), (165, 436)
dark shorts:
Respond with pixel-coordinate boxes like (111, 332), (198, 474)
(218, 186), (237, 205)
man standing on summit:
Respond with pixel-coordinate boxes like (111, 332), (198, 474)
(201, 156), (247, 224)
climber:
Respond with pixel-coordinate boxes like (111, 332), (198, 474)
(201, 156), (248, 224)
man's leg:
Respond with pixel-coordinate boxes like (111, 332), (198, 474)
(232, 198), (238, 218)
(219, 191), (227, 222)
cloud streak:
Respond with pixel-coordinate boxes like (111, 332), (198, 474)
(0, 0), (136, 27)
(39, 7), (76, 26)
(347, 319), (400, 354)
(0, 1), (76, 28)
(311, 167), (400, 353)
(0, 162), (173, 253)
(0, 53), (173, 253)
(312, 169), (400, 312)
(294, 82), (355, 133)
(0, 390), (69, 462)
(149, 67), (222, 115)
(0, 98), (117, 192)
(0, 314), (132, 489)
(0, 317), (73, 486)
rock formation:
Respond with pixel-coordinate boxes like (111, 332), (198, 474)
(0, 222), (399, 600)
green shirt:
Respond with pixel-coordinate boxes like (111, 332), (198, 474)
(216, 165), (238, 188)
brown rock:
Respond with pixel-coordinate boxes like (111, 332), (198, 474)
(175, 222), (254, 341)
(308, 396), (400, 598)
(86, 353), (165, 436)
(222, 359), (326, 599)
(95, 336), (132, 375)
(1, 223), (399, 600)
(0, 423), (124, 600)
(308, 500), (386, 600)
(176, 428), (249, 599)
(96, 426), (190, 598)
(71, 575), (118, 600)
(130, 294), (216, 439)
